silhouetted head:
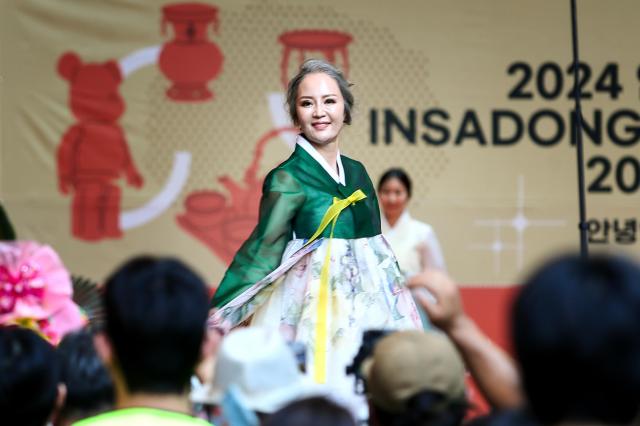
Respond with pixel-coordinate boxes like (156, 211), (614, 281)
(513, 253), (640, 424)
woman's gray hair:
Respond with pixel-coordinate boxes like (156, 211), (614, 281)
(286, 59), (354, 126)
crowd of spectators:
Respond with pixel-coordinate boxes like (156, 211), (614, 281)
(2, 235), (640, 426)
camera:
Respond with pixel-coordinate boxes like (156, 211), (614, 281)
(287, 340), (307, 373)
(345, 329), (392, 394)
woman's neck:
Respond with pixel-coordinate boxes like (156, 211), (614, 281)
(308, 139), (339, 172)
(385, 211), (403, 228)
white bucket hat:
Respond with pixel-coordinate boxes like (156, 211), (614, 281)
(192, 326), (321, 414)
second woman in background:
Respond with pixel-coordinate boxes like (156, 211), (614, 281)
(378, 168), (446, 327)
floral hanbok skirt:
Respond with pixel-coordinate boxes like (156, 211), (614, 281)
(210, 234), (421, 395)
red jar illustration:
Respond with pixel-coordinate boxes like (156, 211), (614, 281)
(159, 2), (224, 101)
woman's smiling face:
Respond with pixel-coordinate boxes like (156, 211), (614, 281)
(295, 72), (346, 146)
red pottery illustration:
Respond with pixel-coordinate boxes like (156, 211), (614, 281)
(159, 2), (224, 101)
(177, 127), (297, 265)
(278, 29), (353, 89)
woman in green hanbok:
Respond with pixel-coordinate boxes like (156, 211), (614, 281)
(209, 59), (421, 394)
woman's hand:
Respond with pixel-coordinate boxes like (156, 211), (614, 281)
(407, 269), (465, 333)
(408, 270), (524, 409)
(195, 325), (224, 385)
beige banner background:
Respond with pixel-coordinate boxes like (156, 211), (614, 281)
(1, 0), (638, 287)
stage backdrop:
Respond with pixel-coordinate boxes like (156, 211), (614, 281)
(2, 0), (639, 345)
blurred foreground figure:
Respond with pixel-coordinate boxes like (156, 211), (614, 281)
(264, 396), (356, 426)
(362, 330), (468, 426)
(75, 256), (213, 426)
(194, 326), (320, 425)
(513, 253), (640, 425)
(0, 326), (62, 426)
(55, 330), (114, 425)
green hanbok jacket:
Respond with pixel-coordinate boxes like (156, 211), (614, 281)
(211, 142), (381, 307)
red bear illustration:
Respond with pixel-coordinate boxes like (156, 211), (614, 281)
(57, 52), (143, 241)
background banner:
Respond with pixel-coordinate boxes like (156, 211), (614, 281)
(2, 0), (639, 305)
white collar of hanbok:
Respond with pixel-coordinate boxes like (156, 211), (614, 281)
(381, 209), (412, 232)
(296, 135), (346, 186)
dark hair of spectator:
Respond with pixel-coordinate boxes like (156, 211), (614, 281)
(377, 168), (413, 198)
(513, 253), (640, 424)
(464, 408), (538, 426)
(0, 326), (60, 426)
(371, 390), (467, 426)
(263, 397), (356, 426)
(57, 329), (114, 422)
(103, 256), (209, 394)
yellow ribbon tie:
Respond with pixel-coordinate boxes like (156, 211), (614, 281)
(302, 189), (367, 383)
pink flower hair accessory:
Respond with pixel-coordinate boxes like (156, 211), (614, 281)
(0, 241), (86, 344)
